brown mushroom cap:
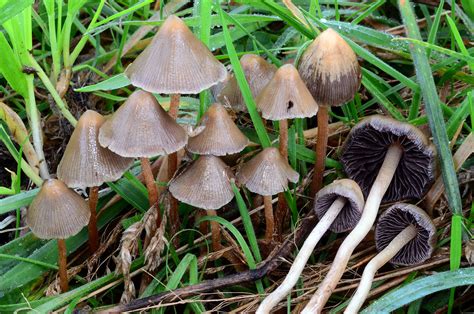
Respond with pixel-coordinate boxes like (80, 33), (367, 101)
(298, 28), (361, 107)
(169, 155), (235, 210)
(125, 15), (227, 94)
(187, 103), (249, 156)
(57, 110), (133, 188)
(256, 64), (318, 120)
(218, 54), (277, 112)
(340, 115), (435, 202)
(98, 90), (188, 158)
(236, 147), (299, 196)
(375, 203), (436, 266)
(26, 179), (90, 239)
(314, 179), (365, 233)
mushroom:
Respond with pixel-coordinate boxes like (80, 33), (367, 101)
(256, 63), (318, 235)
(57, 110), (133, 252)
(99, 90), (187, 224)
(26, 179), (90, 292)
(236, 147), (299, 241)
(345, 203), (436, 313)
(257, 179), (364, 314)
(124, 15), (226, 236)
(298, 28), (361, 195)
(169, 155), (235, 251)
(217, 54), (277, 112)
(302, 115), (435, 313)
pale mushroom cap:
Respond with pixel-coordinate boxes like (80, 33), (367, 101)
(98, 90), (188, 158)
(125, 15), (227, 94)
(169, 155), (235, 210)
(236, 147), (299, 196)
(187, 103), (249, 156)
(298, 28), (361, 107)
(256, 64), (319, 120)
(376, 203), (436, 266)
(340, 115), (435, 202)
(57, 110), (133, 188)
(218, 54), (277, 112)
(314, 179), (365, 233)
(26, 179), (90, 239)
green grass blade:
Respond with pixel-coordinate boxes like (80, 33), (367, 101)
(0, 0), (33, 25)
(74, 73), (131, 92)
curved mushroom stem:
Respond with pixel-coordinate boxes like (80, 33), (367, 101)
(302, 144), (403, 314)
(263, 195), (275, 241)
(311, 105), (328, 196)
(57, 238), (69, 292)
(88, 186), (100, 253)
(344, 224), (417, 313)
(169, 93), (181, 246)
(257, 197), (346, 314)
(275, 119), (289, 237)
(206, 209), (221, 252)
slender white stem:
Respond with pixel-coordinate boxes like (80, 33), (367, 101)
(257, 197), (346, 314)
(345, 225), (417, 313)
(302, 144), (403, 314)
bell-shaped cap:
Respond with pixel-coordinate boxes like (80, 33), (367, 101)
(187, 103), (249, 156)
(169, 155), (235, 210)
(26, 179), (90, 239)
(125, 15), (227, 94)
(298, 28), (361, 107)
(57, 110), (133, 188)
(99, 90), (188, 158)
(314, 179), (364, 233)
(375, 203), (436, 266)
(256, 64), (318, 120)
(218, 54), (277, 112)
(340, 115), (435, 203)
(236, 147), (299, 196)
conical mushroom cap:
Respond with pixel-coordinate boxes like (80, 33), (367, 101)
(298, 28), (361, 107)
(99, 90), (188, 158)
(26, 179), (90, 239)
(169, 155), (235, 210)
(57, 110), (133, 188)
(187, 103), (249, 156)
(376, 203), (436, 266)
(125, 15), (227, 94)
(218, 54), (277, 112)
(314, 179), (364, 233)
(236, 147), (299, 196)
(256, 64), (318, 120)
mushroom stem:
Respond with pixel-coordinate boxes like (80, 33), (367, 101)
(206, 209), (221, 251)
(263, 195), (275, 241)
(88, 186), (100, 253)
(57, 239), (69, 292)
(311, 105), (328, 196)
(279, 119), (288, 160)
(168, 93), (181, 246)
(275, 119), (289, 236)
(257, 197), (346, 314)
(302, 144), (403, 313)
(141, 158), (160, 216)
(344, 224), (417, 313)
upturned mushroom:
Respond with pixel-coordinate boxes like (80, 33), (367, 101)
(345, 203), (436, 313)
(99, 90), (187, 225)
(26, 179), (90, 292)
(57, 110), (133, 252)
(298, 28), (361, 195)
(302, 115), (435, 313)
(218, 54), (277, 112)
(236, 147), (299, 241)
(256, 63), (318, 235)
(169, 155), (235, 252)
(124, 15), (226, 235)
(257, 179), (364, 314)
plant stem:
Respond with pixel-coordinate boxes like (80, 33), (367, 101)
(302, 144), (403, 313)
(58, 238), (69, 292)
(263, 195), (274, 241)
(311, 105), (328, 196)
(88, 186), (100, 253)
(206, 209), (221, 252)
(168, 93), (181, 244)
(345, 224), (417, 313)
(140, 157), (160, 222)
(257, 197), (346, 314)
